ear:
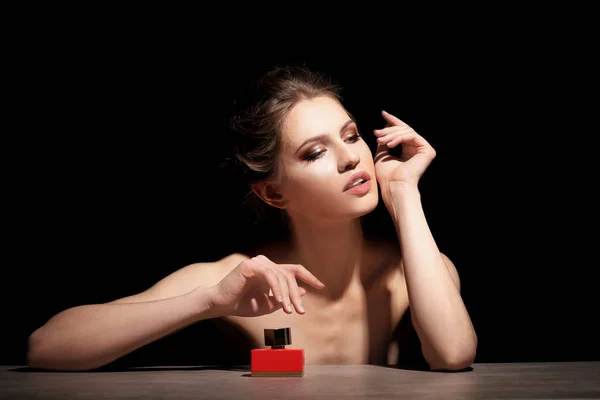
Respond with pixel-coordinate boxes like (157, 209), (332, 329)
(251, 181), (287, 209)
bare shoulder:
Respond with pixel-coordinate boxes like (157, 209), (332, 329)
(244, 239), (294, 263)
(362, 237), (403, 286)
(107, 252), (253, 304)
(370, 237), (402, 268)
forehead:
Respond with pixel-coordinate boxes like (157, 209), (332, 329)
(282, 96), (350, 145)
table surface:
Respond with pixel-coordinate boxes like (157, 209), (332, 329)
(1, 362), (599, 399)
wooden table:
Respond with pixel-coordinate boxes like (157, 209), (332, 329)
(1, 362), (599, 399)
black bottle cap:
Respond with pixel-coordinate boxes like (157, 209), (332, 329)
(264, 327), (292, 348)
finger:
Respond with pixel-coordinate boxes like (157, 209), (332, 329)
(287, 264), (325, 289)
(393, 132), (432, 148)
(252, 254), (272, 265)
(388, 132), (417, 147)
(252, 255), (285, 302)
(374, 125), (413, 136)
(276, 272), (293, 314)
(381, 132), (425, 148)
(376, 134), (395, 145)
(255, 292), (281, 313)
(387, 135), (406, 148)
(377, 131), (413, 144)
(263, 268), (284, 303)
(283, 272), (305, 314)
(382, 110), (409, 126)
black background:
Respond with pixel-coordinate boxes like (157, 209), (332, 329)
(3, 12), (598, 367)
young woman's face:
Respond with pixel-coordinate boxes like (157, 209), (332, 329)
(276, 96), (379, 221)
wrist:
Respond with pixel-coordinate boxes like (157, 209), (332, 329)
(388, 181), (420, 198)
(186, 286), (224, 320)
(383, 182), (421, 216)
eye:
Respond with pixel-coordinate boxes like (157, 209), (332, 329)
(304, 148), (326, 162)
(347, 133), (362, 143)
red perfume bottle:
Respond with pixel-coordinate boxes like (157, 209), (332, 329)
(251, 327), (304, 377)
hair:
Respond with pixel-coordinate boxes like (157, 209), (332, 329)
(221, 64), (343, 235)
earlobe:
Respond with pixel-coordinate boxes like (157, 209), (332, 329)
(251, 181), (287, 209)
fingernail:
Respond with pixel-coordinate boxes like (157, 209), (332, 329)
(299, 305), (305, 313)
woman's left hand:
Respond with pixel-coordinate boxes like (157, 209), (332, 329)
(373, 110), (436, 192)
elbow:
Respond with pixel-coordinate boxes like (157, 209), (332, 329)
(26, 328), (49, 369)
(432, 351), (475, 372)
(26, 328), (112, 371)
(27, 328), (97, 371)
(26, 328), (68, 370)
(427, 339), (478, 372)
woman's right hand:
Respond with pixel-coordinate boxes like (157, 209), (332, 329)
(208, 255), (325, 317)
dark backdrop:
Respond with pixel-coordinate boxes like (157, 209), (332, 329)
(3, 19), (598, 367)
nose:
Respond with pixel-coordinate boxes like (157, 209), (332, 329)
(339, 146), (360, 172)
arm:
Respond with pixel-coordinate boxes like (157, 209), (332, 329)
(27, 288), (216, 371)
(26, 253), (321, 371)
(26, 255), (243, 371)
(373, 110), (477, 371)
(390, 182), (477, 371)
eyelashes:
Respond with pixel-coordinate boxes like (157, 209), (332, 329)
(304, 150), (324, 162)
(303, 134), (362, 162)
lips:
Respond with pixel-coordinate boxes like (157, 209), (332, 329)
(343, 170), (371, 192)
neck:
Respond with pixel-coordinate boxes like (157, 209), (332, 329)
(288, 216), (366, 299)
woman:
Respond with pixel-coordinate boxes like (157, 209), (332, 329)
(26, 65), (477, 371)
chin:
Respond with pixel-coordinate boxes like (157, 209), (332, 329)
(345, 194), (379, 218)
(362, 198), (380, 215)
(303, 199), (378, 222)
(297, 189), (380, 221)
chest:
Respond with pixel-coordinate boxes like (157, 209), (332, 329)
(230, 270), (408, 365)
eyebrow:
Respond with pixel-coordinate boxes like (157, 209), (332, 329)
(294, 119), (356, 155)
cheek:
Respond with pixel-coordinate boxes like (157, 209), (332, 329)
(283, 164), (340, 201)
(359, 142), (375, 162)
